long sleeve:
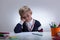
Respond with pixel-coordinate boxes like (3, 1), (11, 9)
(36, 20), (43, 32)
(14, 23), (22, 33)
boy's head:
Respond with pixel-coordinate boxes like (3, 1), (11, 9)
(19, 6), (32, 22)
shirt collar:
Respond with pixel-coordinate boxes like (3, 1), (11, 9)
(26, 19), (33, 25)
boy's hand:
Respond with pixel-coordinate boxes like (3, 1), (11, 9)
(21, 17), (26, 22)
(20, 17), (26, 25)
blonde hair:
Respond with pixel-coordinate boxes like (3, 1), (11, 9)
(19, 6), (32, 16)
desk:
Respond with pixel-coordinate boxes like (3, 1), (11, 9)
(0, 32), (60, 40)
(9, 32), (52, 40)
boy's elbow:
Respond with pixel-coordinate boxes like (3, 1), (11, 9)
(14, 28), (18, 33)
(14, 28), (22, 33)
(14, 24), (22, 33)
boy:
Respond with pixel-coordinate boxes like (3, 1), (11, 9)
(14, 6), (43, 33)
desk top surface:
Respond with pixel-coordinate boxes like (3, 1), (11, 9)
(0, 32), (60, 40)
(9, 32), (52, 40)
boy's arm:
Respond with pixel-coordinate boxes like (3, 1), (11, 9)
(14, 17), (26, 33)
(38, 23), (43, 32)
(36, 20), (43, 32)
(14, 23), (23, 33)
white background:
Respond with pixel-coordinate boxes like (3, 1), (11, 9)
(0, 0), (60, 32)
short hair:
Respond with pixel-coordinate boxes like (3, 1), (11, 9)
(19, 6), (32, 16)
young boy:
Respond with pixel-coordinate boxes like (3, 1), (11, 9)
(14, 6), (43, 33)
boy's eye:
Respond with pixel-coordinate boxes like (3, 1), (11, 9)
(22, 17), (26, 19)
(22, 14), (30, 19)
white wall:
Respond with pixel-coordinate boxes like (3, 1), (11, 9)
(0, 0), (60, 32)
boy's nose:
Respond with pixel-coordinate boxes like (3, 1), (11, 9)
(25, 17), (29, 21)
(25, 17), (28, 20)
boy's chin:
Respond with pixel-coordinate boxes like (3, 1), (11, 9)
(25, 21), (29, 22)
(25, 18), (32, 22)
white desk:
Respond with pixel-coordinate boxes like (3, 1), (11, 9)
(0, 32), (52, 40)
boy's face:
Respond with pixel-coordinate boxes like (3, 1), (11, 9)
(21, 11), (32, 22)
